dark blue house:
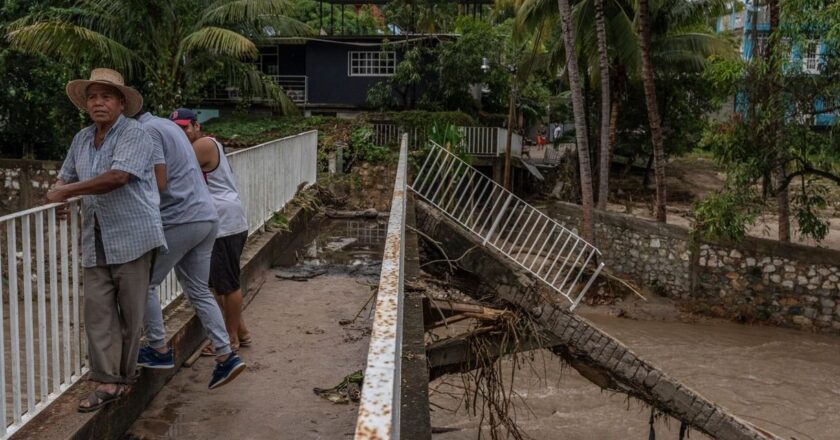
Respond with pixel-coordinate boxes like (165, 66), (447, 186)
(202, 0), (490, 117)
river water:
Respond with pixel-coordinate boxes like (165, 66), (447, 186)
(429, 308), (840, 440)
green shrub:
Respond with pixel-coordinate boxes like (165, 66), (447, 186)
(349, 124), (389, 163)
(367, 110), (476, 133)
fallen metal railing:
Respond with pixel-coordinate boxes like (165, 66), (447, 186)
(355, 134), (408, 440)
(0, 131), (318, 438)
(410, 142), (604, 309)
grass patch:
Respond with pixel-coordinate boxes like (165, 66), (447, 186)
(203, 116), (326, 148)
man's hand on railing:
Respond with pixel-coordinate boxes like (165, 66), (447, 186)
(47, 180), (71, 220)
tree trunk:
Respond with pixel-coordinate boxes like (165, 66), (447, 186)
(637, 0), (667, 222)
(608, 98), (619, 167)
(595, 0), (611, 210)
(766, 0), (790, 242)
(557, 0), (595, 243)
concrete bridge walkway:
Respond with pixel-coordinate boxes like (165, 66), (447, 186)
(126, 271), (373, 440)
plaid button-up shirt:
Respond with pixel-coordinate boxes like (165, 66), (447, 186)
(58, 115), (166, 268)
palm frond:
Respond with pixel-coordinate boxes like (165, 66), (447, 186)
(256, 16), (313, 38)
(652, 32), (734, 67)
(201, 0), (294, 26)
(238, 68), (298, 114)
(515, 0), (556, 39)
(7, 20), (138, 75)
(180, 26), (258, 59)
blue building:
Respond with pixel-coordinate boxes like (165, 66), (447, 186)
(715, 0), (836, 126)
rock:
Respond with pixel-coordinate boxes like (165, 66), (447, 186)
(823, 281), (836, 290)
(762, 265), (776, 273)
(818, 268), (831, 276)
(820, 298), (836, 308)
(729, 249), (742, 259)
(784, 265), (796, 273)
(803, 307), (818, 319)
(746, 257), (757, 267)
(650, 238), (661, 248)
(779, 297), (799, 306)
(782, 280), (794, 289)
(770, 274), (782, 283)
(792, 315), (813, 326)
(797, 276), (809, 286)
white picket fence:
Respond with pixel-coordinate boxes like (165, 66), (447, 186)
(371, 123), (522, 158)
(0, 130), (317, 438)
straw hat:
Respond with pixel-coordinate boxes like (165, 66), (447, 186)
(65, 68), (143, 116)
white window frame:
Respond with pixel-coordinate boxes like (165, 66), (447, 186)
(348, 51), (397, 77)
(803, 39), (820, 74)
(753, 34), (768, 58)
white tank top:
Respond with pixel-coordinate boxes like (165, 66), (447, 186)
(205, 138), (248, 237)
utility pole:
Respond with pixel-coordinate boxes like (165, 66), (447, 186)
(504, 81), (516, 190)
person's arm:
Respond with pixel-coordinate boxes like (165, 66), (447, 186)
(148, 124), (167, 191)
(46, 171), (130, 202)
(48, 126), (154, 203)
(154, 165), (166, 192)
(191, 137), (219, 172)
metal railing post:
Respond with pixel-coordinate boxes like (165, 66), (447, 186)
(482, 193), (513, 245)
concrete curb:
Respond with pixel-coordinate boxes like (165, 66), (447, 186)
(10, 205), (315, 440)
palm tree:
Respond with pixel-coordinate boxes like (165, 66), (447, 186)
(637, 0), (667, 222)
(519, 0), (731, 222)
(6, 0), (310, 113)
(557, 0), (596, 242)
(593, 0), (611, 209)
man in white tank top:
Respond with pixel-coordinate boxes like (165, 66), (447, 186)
(170, 109), (252, 354)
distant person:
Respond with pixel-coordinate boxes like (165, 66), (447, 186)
(553, 124), (564, 147)
(48, 68), (166, 412)
(135, 110), (246, 389)
(170, 108), (252, 354)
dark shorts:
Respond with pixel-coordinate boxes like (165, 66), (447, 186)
(209, 231), (248, 295)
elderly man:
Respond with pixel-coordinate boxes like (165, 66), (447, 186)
(170, 108), (252, 354)
(48, 68), (166, 412)
(135, 109), (245, 389)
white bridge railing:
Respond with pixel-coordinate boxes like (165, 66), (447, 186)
(0, 131), (318, 437)
(410, 142), (604, 309)
(355, 134), (408, 440)
(371, 124), (522, 158)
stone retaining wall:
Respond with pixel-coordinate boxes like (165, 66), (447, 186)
(549, 202), (840, 333)
(0, 159), (61, 214)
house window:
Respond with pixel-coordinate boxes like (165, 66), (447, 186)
(754, 34), (768, 57)
(348, 51), (396, 77)
(803, 40), (820, 73)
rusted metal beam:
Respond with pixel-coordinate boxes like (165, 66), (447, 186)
(354, 135), (408, 440)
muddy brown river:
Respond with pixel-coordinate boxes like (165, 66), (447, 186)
(430, 309), (840, 440)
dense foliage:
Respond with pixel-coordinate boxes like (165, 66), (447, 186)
(696, 1), (840, 242)
(0, 0), (82, 159)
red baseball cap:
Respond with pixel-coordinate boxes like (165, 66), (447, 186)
(169, 108), (197, 127)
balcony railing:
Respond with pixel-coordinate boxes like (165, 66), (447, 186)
(270, 75), (308, 105)
(204, 75), (308, 105)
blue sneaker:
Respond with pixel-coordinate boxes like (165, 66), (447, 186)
(208, 354), (246, 389)
(137, 346), (174, 369)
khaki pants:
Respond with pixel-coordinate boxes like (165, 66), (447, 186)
(84, 228), (153, 384)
